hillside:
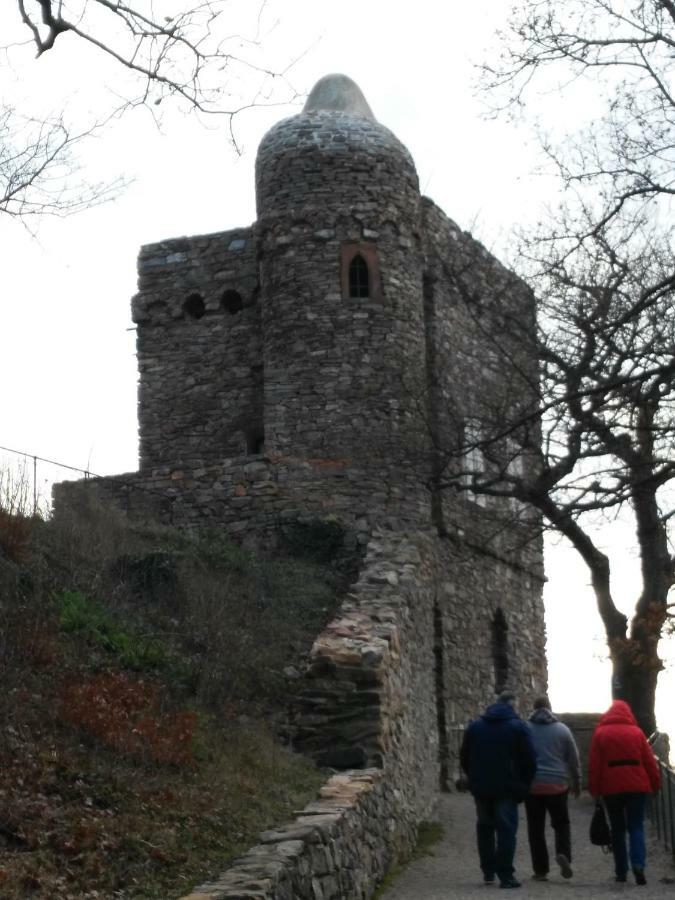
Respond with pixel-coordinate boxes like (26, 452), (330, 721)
(0, 496), (345, 898)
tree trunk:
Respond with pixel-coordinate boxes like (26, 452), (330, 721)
(608, 636), (661, 736)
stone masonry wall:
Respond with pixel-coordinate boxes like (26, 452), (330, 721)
(53, 455), (431, 540)
(419, 198), (548, 775)
(178, 770), (395, 900)
(558, 713), (602, 789)
(436, 536), (548, 783)
(255, 110), (430, 517)
(178, 530), (439, 900)
(421, 197), (540, 558)
(132, 227), (262, 469)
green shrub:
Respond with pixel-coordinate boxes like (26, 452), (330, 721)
(58, 590), (168, 671)
(155, 531), (343, 705)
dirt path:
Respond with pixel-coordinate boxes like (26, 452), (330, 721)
(380, 793), (675, 899)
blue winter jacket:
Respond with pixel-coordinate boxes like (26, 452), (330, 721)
(460, 702), (537, 801)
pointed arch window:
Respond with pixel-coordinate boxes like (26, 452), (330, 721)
(341, 242), (382, 301)
(349, 254), (370, 298)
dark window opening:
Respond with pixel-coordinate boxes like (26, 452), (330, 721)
(222, 289), (244, 315)
(183, 293), (205, 319)
(341, 243), (381, 301)
(433, 598), (451, 792)
(349, 254), (370, 298)
(491, 608), (509, 695)
(246, 428), (265, 455)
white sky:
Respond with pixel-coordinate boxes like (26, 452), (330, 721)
(0, 1), (672, 735)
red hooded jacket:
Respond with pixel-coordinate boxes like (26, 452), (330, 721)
(588, 700), (661, 797)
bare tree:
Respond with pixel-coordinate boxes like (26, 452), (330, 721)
(482, 0), (675, 236)
(0, 107), (127, 218)
(437, 209), (675, 735)
(2, 1), (294, 219)
(464, 0), (675, 733)
(14, 1), (285, 115)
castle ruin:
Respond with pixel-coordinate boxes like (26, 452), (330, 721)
(57, 74), (548, 895)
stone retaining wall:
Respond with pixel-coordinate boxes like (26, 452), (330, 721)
(179, 530), (439, 900)
(179, 770), (392, 900)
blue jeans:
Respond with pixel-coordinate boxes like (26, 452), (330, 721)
(604, 793), (647, 876)
(474, 796), (519, 882)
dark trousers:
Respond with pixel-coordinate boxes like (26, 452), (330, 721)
(474, 796), (519, 882)
(524, 791), (571, 875)
(604, 793), (646, 876)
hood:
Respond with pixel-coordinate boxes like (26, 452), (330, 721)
(529, 707), (557, 725)
(482, 701), (519, 723)
(598, 700), (638, 728)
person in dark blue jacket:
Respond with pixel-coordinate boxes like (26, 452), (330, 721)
(460, 692), (537, 889)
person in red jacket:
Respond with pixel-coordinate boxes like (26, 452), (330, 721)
(588, 700), (661, 886)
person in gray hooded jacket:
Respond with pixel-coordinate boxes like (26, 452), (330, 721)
(525, 696), (581, 881)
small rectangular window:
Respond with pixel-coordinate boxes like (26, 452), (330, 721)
(461, 418), (487, 507)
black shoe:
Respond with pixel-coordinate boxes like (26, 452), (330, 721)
(556, 853), (573, 879)
(532, 873), (548, 882)
(499, 878), (521, 889)
(484, 874), (496, 884)
(615, 874), (627, 883)
(634, 868), (647, 886)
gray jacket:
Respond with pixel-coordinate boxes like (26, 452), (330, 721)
(527, 708), (581, 791)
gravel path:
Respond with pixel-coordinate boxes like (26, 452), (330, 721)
(380, 793), (675, 899)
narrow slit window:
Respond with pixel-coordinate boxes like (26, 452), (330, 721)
(349, 254), (370, 298)
(491, 608), (509, 695)
(245, 427), (265, 455)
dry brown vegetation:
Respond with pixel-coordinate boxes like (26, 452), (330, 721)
(0, 492), (344, 898)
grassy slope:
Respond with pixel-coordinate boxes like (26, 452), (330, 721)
(0, 502), (343, 898)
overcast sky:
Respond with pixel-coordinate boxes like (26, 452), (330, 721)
(1, 0), (671, 734)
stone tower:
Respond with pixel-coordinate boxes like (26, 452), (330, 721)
(255, 75), (428, 483)
(58, 73), (548, 747)
(131, 74), (438, 526)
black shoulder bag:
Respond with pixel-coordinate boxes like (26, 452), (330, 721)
(589, 799), (612, 852)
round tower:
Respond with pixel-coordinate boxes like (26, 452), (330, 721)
(256, 74), (430, 514)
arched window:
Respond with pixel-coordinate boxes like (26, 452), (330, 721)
(348, 254), (370, 298)
(341, 242), (381, 300)
(222, 289), (244, 315)
(491, 608), (509, 695)
(183, 293), (205, 319)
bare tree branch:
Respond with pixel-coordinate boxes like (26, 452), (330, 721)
(2, 2), (298, 220)
(437, 205), (675, 732)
